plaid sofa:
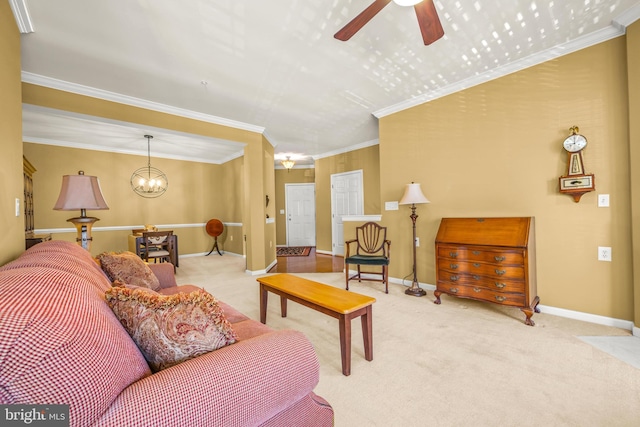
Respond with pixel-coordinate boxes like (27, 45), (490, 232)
(0, 240), (333, 427)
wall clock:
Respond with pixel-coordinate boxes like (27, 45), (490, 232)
(558, 126), (595, 202)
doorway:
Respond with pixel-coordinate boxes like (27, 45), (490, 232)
(285, 183), (316, 247)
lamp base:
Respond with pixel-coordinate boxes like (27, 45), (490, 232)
(405, 282), (426, 297)
(67, 216), (99, 251)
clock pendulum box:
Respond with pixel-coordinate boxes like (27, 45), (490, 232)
(434, 217), (539, 326)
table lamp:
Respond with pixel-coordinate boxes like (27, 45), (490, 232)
(53, 171), (109, 251)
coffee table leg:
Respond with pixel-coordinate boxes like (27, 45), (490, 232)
(361, 305), (373, 361)
(260, 284), (268, 324)
(280, 295), (287, 318)
(339, 314), (351, 376)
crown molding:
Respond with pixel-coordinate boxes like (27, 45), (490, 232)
(373, 22), (630, 118)
(9, 0), (34, 33)
(313, 139), (379, 160)
(21, 72), (266, 134)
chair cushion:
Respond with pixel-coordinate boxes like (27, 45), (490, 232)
(345, 255), (390, 266)
(98, 251), (161, 290)
(105, 286), (238, 372)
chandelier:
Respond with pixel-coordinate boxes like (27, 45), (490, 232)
(281, 156), (295, 171)
(130, 135), (168, 198)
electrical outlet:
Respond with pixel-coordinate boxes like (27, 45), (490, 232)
(598, 246), (612, 262)
(230, 235), (233, 241)
(415, 237), (420, 247)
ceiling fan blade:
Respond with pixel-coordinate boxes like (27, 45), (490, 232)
(414, 0), (444, 45)
(334, 0), (392, 41)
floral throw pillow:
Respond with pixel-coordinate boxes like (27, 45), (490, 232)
(98, 251), (161, 291)
(105, 286), (237, 372)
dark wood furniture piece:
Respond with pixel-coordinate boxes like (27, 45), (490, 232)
(142, 231), (174, 269)
(205, 219), (224, 256)
(129, 233), (179, 268)
(257, 273), (376, 376)
(24, 156), (52, 249)
(344, 222), (391, 293)
(434, 217), (539, 326)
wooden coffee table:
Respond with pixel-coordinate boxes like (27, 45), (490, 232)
(257, 273), (376, 376)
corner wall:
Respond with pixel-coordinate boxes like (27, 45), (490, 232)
(378, 36), (633, 321)
(0, 3), (26, 264)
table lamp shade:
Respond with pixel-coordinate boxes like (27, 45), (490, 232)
(399, 183), (430, 205)
(53, 173), (109, 211)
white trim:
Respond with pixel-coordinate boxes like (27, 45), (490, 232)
(35, 221), (242, 234)
(314, 139), (379, 160)
(343, 215), (382, 222)
(612, 3), (640, 28)
(373, 24), (630, 118)
(9, 0), (34, 33)
(22, 72), (265, 134)
(385, 278), (635, 331)
(537, 305), (634, 331)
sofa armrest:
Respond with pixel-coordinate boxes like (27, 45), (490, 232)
(147, 263), (177, 289)
(94, 330), (322, 427)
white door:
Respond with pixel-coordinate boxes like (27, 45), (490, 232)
(331, 170), (364, 256)
(285, 183), (316, 247)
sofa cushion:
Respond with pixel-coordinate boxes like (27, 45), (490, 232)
(0, 241), (151, 426)
(98, 251), (161, 290)
(105, 286), (238, 372)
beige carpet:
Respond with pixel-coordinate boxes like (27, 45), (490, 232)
(175, 255), (640, 427)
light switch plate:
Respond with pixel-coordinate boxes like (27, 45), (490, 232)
(385, 201), (399, 211)
(15, 198), (20, 217)
(598, 194), (610, 207)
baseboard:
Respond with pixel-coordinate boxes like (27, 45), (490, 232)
(348, 269), (635, 332)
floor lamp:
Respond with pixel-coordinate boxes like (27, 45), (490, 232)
(399, 182), (430, 296)
(53, 171), (109, 251)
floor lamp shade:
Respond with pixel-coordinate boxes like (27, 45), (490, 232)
(53, 171), (109, 251)
(399, 182), (429, 296)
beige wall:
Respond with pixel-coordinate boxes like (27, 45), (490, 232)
(379, 36), (633, 320)
(627, 20), (640, 329)
(0, 3), (25, 265)
(23, 142), (243, 257)
(274, 168), (316, 245)
(315, 145), (381, 252)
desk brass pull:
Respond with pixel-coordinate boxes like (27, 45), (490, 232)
(472, 275), (480, 280)
(450, 263), (458, 269)
(495, 296), (507, 302)
(472, 251), (481, 255)
(495, 269), (506, 276)
(473, 287), (482, 293)
(494, 282), (506, 289)
(450, 287), (459, 294)
(450, 275), (459, 281)
(449, 252), (458, 258)
(494, 256), (506, 262)
(473, 263), (481, 268)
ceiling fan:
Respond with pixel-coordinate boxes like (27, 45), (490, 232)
(334, 0), (444, 46)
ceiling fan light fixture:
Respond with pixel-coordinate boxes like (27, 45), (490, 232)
(393, 0), (423, 6)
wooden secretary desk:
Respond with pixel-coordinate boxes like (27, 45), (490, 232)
(434, 217), (539, 326)
(24, 156), (51, 249)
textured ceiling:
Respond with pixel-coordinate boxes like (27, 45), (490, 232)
(16, 0), (640, 167)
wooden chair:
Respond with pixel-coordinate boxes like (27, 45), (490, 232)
(344, 222), (391, 293)
(142, 231), (175, 271)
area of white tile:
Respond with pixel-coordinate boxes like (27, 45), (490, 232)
(578, 336), (640, 369)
